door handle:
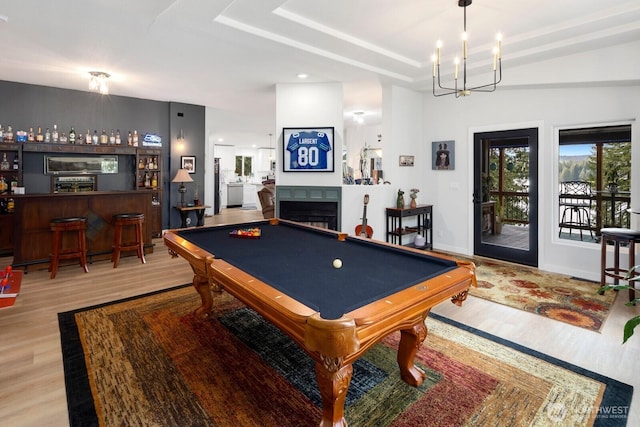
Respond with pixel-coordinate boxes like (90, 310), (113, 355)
(472, 191), (480, 204)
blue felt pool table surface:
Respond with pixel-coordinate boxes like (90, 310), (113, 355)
(176, 220), (457, 320)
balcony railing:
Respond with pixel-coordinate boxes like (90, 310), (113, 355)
(490, 190), (631, 238)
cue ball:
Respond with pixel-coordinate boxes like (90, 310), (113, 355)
(333, 259), (342, 269)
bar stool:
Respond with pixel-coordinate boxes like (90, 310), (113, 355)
(600, 227), (640, 302)
(112, 213), (146, 268)
(49, 217), (89, 279)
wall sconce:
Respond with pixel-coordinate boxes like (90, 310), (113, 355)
(177, 128), (185, 146)
(172, 168), (193, 207)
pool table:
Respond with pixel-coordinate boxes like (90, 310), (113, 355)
(164, 218), (476, 427)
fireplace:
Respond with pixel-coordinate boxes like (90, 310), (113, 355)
(276, 186), (341, 230)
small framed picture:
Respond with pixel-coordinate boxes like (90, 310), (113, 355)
(181, 156), (196, 174)
(399, 155), (414, 167)
(432, 140), (455, 170)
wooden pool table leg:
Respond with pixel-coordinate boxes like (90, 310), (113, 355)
(192, 274), (213, 319)
(314, 359), (352, 427)
(397, 320), (428, 386)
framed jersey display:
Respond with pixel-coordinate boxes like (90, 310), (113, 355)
(283, 127), (334, 172)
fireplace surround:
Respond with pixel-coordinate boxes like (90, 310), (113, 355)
(275, 186), (341, 230)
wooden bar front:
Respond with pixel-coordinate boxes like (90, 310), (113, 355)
(12, 191), (155, 268)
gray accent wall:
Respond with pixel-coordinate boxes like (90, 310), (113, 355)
(0, 80), (205, 231)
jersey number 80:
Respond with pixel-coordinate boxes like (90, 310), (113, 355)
(296, 146), (320, 167)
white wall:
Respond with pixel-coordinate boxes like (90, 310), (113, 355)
(275, 82), (344, 187)
(421, 84), (639, 280)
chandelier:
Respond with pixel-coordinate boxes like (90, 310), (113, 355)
(432, 0), (502, 98)
(88, 71), (110, 95)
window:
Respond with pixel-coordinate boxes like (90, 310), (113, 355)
(558, 125), (632, 241)
(235, 155), (253, 178)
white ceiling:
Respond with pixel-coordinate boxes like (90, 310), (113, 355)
(0, 0), (638, 147)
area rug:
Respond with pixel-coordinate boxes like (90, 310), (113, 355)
(457, 255), (616, 332)
(59, 285), (632, 427)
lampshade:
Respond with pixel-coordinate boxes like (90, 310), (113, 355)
(172, 169), (193, 183)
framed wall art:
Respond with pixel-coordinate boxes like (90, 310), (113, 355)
(282, 127), (334, 172)
(181, 156), (196, 173)
(432, 140), (455, 170)
(399, 155), (414, 167)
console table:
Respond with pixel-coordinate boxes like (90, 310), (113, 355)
(174, 205), (210, 228)
(385, 205), (433, 249)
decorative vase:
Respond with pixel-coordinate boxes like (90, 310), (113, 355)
(410, 198), (417, 208)
(397, 195), (405, 209)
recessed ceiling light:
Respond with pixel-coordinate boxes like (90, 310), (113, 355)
(218, 138), (224, 142)
(297, 73), (308, 79)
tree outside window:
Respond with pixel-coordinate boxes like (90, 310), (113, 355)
(558, 125), (632, 236)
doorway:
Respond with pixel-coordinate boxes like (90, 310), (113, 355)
(473, 128), (539, 266)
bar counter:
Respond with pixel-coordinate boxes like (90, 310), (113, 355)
(12, 191), (156, 269)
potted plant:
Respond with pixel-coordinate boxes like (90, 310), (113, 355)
(409, 188), (419, 208)
(599, 265), (640, 343)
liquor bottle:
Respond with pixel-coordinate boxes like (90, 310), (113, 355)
(144, 171), (151, 188)
(109, 129), (115, 145)
(44, 127), (51, 143)
(69, 127), (76, 144)
(10, 176), (17, 192)
(7, 198), (14, 213)
(0, 176), (7, 194)
(0, 124), (4, 140)
(92, 130), (99, 145)
(138, 157), (145, 169)
(36, 127), (44, 142)
(4, 125), (13, 143)
(148, 157), (154, 170)
(12, 155), (18, 170)
(151, 172), (158, 188)
(115, 129), (122, 145)
(99, 129), (108, 145)
(52, 124), (59, 143)
(133, 130), (139, 147)
(59, 132), (68, 144)
(27, 127), (35, 142)
(127, 131), (133, 146)
(86, 130), (91, 145)
(0, 153), (9, 171)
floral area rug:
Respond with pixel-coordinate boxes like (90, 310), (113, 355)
(461, 256), (615, 332)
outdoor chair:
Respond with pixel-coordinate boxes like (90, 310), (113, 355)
(558, 180), (594, 240)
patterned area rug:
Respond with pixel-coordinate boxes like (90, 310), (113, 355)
(460, 256), (616, 332)
(58, 285), (632, 427)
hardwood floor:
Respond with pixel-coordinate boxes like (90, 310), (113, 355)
(1, 207), (637, 426)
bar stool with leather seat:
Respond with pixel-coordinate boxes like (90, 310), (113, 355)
(600, 227), (640, 302)
(112, 213), (146, 268)
(49, 217), (89, 279)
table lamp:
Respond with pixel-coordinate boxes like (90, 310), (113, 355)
(172, 169), (193, 207)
